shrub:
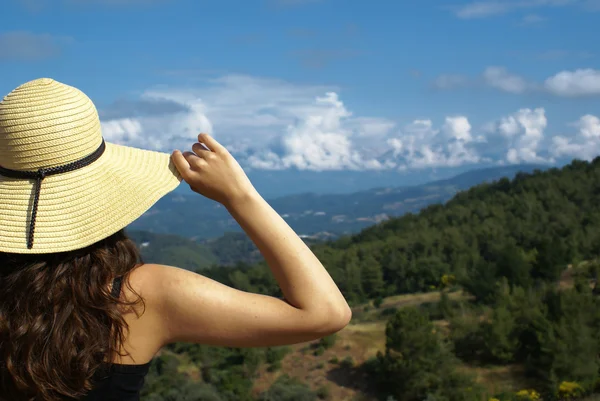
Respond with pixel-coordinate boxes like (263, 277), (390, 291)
(267, 360), (282, 372)
(318, 334), (337, 350)
(557, 381), (584, 400)
(313, 346), (325, 356)
(265, 346), (291, 364)
(380, 307), (398, 317)
(515, 389), (541, 401)
(441, 274), (457, 288)
(316, 385), (330, 400)
(328, 356), (339, 364)
(419, 301), (443, 320)
(259, 374), (317, 401)
(340, 356), (354, 368)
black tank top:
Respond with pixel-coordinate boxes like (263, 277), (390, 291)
(81, 276), (152, 400)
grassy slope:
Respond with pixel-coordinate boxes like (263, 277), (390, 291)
(252, 291), (471, 401)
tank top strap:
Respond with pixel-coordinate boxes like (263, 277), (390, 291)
(111, 276), (123, 299)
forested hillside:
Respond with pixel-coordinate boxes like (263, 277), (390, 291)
(139, 158), (600, 401)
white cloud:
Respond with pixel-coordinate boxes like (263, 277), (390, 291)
(101, 118), (143, 143)
(432, 67), (531, 94)
(100, 74), (328, 152)
(544, 69), (600, 96)
(489, 108), (549, 163)
(383, 116), (483, 169)
(455, 1), (512, 18)
(578, 114), (600, 138)
(552, 115), (600, 160)
(100, 95), (212, 152)
(483, 66), (529, 94)
(350, 117), (396, 137)
(444, 116), (473, 142)
(246, 93), (393, 171)
(453, 0), (582, 19)
(100, 75), (395, 171)
(433, 66), (600, 97)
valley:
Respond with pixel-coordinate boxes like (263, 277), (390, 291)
(127, 164), (543, 242)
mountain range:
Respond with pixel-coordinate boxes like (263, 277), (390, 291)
(127, 164), (544, 242)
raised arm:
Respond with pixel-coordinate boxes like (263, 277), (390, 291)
(153, 133), (351, 348)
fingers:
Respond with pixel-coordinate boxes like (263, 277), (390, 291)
(197, 133), (227, 154)
(171, 150), (206, 181)
(171, 150), (192, 179)
(183, 151), (208, 167)
(192, 142), (211, 156)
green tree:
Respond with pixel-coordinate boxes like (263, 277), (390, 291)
(481, 305), (518, 363)
(373, 307), (482, 401)
(361, 254), (385, 298)
(259, 375), (317, 401)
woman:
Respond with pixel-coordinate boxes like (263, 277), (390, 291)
(0, 78), (351, 400)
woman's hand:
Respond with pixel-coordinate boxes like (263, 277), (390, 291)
(171, 133), (256, 206)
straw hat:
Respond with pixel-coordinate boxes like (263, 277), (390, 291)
(0, 78), (182, 254)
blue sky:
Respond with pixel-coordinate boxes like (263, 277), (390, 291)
(1, 0), (599, 186)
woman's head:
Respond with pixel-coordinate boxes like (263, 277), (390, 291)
(0, 78), (181, 254)
(0, 229), (145, 400)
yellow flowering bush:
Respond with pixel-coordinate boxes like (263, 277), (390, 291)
(515, 389), (541, 401)
(557, 381), (584, 400)
(488, 398), (500, 401)
(440, 274), (456, 288)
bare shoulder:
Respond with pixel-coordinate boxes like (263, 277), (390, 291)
(107, 263), (175, 364)
(127, 263), (349, 349)
(122, 263), (218, 347)
(121, 263), (177, 317)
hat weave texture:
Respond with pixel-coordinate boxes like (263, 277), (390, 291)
(0, 78), (182, 254)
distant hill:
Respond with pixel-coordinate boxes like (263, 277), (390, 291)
(126, 230), (220, 271)
(127, 164), (545, 241)
(126, 229), (324, 270)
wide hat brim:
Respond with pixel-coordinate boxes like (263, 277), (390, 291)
(0, 142), (182, 254)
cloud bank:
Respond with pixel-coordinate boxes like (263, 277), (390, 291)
(100, 74), (599, 172)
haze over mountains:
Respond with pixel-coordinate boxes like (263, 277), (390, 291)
(128, 164), (544, 242)
(171, 162), (556, 199)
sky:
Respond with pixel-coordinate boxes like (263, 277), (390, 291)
(0, 0), (599, 192)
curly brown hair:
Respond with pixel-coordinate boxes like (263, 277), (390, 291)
(0, 229), (146, 401)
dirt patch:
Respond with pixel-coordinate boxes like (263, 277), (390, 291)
(252, 321), (385, 401)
